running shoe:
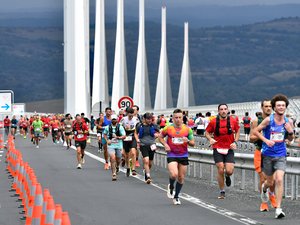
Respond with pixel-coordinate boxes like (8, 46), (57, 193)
(261, 183), (269, 203)
(225, 175), (231, 187)
(260, 202), (269, 212)
(135, 160), (140, 168)
(146, 177), (152, 184)
(167, 184), (174, 199)
(24, 135), (27, 139)
(112, 174), (117, 181)
(126, 168), (130, 177)
(218, 191), (226, 199)
(132, 170), (137, 176)
(104, 163), (110, 170)
(173, 198), (181, 205)
(275, 208), (285, 219)
(269, 193), (277, 208)
(36, 145), (39, 149)
(77, 163), (82, 169)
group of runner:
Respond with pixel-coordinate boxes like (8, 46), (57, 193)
(3, 93), (294, 219)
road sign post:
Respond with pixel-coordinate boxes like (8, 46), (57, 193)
(0, 90), (14, 114)
(118, 96), (134, 110)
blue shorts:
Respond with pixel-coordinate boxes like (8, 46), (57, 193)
(108, 148), (122, 158)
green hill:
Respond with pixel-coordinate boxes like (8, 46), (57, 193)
(0, 17), (300, 106)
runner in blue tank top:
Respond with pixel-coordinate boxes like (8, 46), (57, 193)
(253, 94), (294, 219)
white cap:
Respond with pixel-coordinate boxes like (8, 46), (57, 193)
(111, 114), (118, 120)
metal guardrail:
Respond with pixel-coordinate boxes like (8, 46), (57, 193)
(153, 144), (300, 200)
(88, 133), (300, 200)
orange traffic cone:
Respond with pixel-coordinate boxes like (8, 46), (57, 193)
(29, 183), (43, 225)
(62, 212), (71, 225)
(54, 204), (63, 225)
(44, 196), (55, 225)
(41, 189), (51, 225)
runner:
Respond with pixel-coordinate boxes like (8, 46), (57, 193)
(3, 115), (11, 137)
(63, 113), (73, 149)
(42, 115), (51, 140)
(10, 115), (18, 139)
(103, 114), (126, 181)
(135, 112), (160, 184)
(19, 116), (29, 139)
(50, 116), (61, 144)
(252, 94), (294, 219)
(159, 109), (195, 205)
(132, 105), (142, 168)
(250, 99), (277, 212)
(72, 114), (89, 169)
(102, 107), (113, 170)
(120, 107), (140, 176)
(242, 112), (251, 141)
(95, 112), (104, 152)
(32, 115), (44, 148)
(205, 104), (240, 199)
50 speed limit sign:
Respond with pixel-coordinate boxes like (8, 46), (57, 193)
(118, 96), (134, 109)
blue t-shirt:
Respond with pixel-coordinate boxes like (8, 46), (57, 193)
(262, 114), (288, 157)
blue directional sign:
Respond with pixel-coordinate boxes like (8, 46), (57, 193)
(0, 91), (14, 113)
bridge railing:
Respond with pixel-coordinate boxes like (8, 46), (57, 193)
(153, 145), (300, 200)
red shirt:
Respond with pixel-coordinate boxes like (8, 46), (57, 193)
(242, 116), (251, 128)
(206, 116), (240, 149)
(4, 118), (10, 127)
(73, 122), (89, 141)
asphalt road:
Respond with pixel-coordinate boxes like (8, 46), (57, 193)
(1, 135), (300, 225)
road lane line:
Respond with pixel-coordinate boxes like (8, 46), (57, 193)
(82, 149), (261, 225)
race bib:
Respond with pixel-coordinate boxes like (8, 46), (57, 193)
(172, 137), (184, 144)
(270, 132), (284, 142)
(150, 144), (157, 151)
(66, 125), (71, 128)
(53, 128), (58, 131)
(216, 148), (229, 155)
(197, 125), (205, 130)
(124, 136), (133, 141)
(111, 138), (118, 143)
(97, 133), (101, 137)
(35, 128), (40, 131)
(45, 124), (49, 127)
(77, 134), (84, 139)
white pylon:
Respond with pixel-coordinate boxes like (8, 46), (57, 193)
(154, 6), (172, 110)
(133, 0), (151, 113)
(111, 0), (129, 112)
(92, 0), (109, 115)
(64, 0), (90, 116)
(177, 22), (195, 108)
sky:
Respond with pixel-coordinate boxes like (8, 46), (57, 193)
(1, 0), (300, 11)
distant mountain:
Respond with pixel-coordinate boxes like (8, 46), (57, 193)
(0, 17), (300, 107)
(1, 4), (300, 28)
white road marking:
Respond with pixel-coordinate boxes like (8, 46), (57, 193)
(83, 150), (262, 225)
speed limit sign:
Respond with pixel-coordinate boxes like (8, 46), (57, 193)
(118, 96), (134, 109)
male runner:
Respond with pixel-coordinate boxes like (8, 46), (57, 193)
(32, 115), (44, 148)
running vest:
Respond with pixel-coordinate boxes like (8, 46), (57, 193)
(138, 124), (155, 138)
(262, 114), (289, 157)
(108, 124), (121, 140)
(215, 116), (232, 136)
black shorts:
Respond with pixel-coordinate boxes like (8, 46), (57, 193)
(213, 149), (235, 164)
(244, 127), (250, 135)
(22, 127), (28, 132)
(75, 140), (86, 150)
(167, 157), (189, 165)
(140, 145), (155, 160)
(43, 127), (49, 132)
(196, 129), (205, 135)
(65, 132), (72, 136)
(123, 139), (137, 153)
